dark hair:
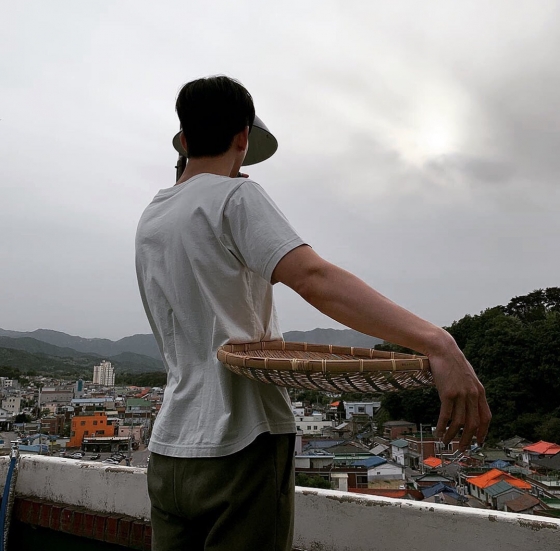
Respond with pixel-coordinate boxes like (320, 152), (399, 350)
(176, 76), (255, 158)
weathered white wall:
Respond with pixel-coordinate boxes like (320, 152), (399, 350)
(294, 488), (560, 551)
(0, 454), (151, 520)
(1, 455), (560, 551)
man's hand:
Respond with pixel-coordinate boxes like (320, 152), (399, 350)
(272, 245), (491, 452)
(427, 338), (491, 451)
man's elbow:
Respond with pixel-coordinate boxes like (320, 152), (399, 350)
(290, 264), (331, 306)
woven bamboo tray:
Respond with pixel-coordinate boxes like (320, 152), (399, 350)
(217, 341), (433, 393)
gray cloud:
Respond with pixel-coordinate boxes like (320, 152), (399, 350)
(1, 1), (559, 339)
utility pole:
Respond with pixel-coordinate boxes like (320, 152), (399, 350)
(420, 424), (424, 474)
(38, 386), (42, 455)
(127, 416), (134, 466)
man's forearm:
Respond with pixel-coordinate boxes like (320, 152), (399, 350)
(274, 244), (491, 448)
(297, 262), (452, 357)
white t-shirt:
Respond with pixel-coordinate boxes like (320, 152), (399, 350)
(135, 174), (306, 457)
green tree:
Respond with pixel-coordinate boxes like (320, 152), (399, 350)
(295, 473), (331, 489)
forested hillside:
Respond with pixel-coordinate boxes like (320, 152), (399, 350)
(379, 288), (560, 444)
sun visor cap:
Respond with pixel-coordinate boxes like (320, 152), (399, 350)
(172, 114), (278, 166)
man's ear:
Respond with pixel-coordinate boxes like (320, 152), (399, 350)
(234, 126), (250, 152)
(179, 132), (188, 154)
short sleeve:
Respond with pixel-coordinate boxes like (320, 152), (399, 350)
(222, 181), (306, 282)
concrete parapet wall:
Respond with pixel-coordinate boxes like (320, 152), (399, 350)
(2, 455), (560, 551)
(0, 454), (150, 519)
(294, 488), (560, 551)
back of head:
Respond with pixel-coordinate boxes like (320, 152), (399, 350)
(176, 75), (256, 158)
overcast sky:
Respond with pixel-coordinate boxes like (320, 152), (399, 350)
(1, 1), (559, 340)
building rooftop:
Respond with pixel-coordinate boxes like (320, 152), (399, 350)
(505, 494), (541, 513)
(422, 456), (443, 469)
(484, 480), (517, 497)
(468, 469), (532, 490)
(523, 440), (560, 455)
(349, 456), (386, 469)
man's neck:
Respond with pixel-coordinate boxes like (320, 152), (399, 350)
(175, 154), (238, 186)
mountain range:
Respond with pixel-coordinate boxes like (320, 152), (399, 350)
(0, 327), (383, 376)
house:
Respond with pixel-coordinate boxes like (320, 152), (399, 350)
(291, 402), (305, 416)
(404, 432), (462, 468)
(532, 451), (560, 473)
(504, 494), (541, 514)
(343, 401), (381, 420)
(484, 481), (524, 510)
(422, 456), (443, 470)
(414, 473), (455, 489)
(370, 443), (389, 456)
(390, 439), (410, 466)
(383, 420), (416, 440)
(522, 441), (560, 466)
(295, 450), (335, 470)
(350, 457), (404, 482)
(295, 462), (369, 490)
(480, 449), (514, 466)
(499, 435), (533, 460)
(466, 469), (531, 505)
(422, 483), (466, 506)
(321, 441), (374, 465)
(294, 414), (333, 436)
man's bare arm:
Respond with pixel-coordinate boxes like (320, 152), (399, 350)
(272, 245), (491, 451)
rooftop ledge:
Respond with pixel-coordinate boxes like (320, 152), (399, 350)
(1, 455), (559, 551)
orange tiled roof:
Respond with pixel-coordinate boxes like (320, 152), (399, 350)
(330, 401), (340, 407)
(523, 440), (560, 455)
(468, 468), (531, 490)
(423, 457), (443, 468)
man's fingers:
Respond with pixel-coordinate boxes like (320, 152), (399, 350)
(435, 400), (453, 440)
(458, 394), (479, 451)
(476, 391), (492, 445)
(443, 396), (466, 446)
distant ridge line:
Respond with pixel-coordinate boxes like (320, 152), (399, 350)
(0, 327), (383, 359)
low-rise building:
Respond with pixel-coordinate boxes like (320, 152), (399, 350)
(294, 414), (333, 436)
(2, 396), (22, 415)
(390, 439), (410, 466)
(40, 415), (66, 436)
(465, 469), (531, 505)
(522, 441), (560, 466)
(383, 420), (416, 440)
(351, 456), (405, 483)
(343, 401), (381, 420)
(124, 399), (152, 428)
(68, 411), (111, 448)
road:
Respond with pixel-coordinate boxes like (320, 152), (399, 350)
(0, 431), (151, 468)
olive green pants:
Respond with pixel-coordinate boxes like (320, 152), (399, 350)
(147, 432), (295, 551)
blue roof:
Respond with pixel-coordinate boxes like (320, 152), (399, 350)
(490, 460), (511, 469)
(391, 439), (409, 448)
(350, 456), (387, 469)
(485, 481), (516, 497)
(422, 483), (461, 500)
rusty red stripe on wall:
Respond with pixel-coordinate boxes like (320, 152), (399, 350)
(12, 497), (152, 550)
